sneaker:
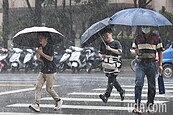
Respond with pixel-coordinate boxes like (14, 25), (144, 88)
(29, 103), (40, 112)
(120, 90), (125, 101)
(132, 108), (142, 114)
(99, 94), (108, 103)
(54, 99), (63, 110)
(147, 105), (156, 114)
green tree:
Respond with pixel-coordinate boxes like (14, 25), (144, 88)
(25, 0), (45, 26)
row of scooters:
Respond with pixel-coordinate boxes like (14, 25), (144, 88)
(58, 46), (102, 73)
(0, 46), (103, 73)
(0, 47), (41, 73)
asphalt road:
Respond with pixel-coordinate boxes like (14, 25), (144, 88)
(0, 70), (173, 115)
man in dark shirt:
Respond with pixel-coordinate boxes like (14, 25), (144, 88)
(29, 32), (62, 112)
(99, 27), (125, 103)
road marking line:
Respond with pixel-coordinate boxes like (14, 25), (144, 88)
(0, 88), (35, 96)
(0, 112), (67, 115)
(7, 103), (134, 111)
(92, 88), (173, 92)
(0, 85), (60, 96)
(163, 82), (173, 84)
(41, 97), (168, 103)
(68, 92), (170, 98)
(121, 85), (173, 89)
(0, 84), (34, 87)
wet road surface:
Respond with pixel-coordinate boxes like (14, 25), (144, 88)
(0, 71), (173, 115)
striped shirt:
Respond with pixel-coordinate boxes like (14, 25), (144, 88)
(132, 33), (163, 59)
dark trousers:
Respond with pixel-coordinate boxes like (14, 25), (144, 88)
(104, 73), (123, 98)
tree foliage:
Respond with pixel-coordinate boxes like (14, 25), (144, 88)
(5, 0), (173, 58)
(159, 6), (173, 46)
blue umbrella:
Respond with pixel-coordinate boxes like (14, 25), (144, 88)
(110, 8), (172, 26)
(80, 18), (110, 45)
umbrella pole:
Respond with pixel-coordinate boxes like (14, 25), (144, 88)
(98, 32), (106, 46)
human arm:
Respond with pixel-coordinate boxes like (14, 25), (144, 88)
(106, 45), (122, 55)
(37, 47), (53, 61)
(106, 40), (122, 55)
(98, 43), (106, 58)
(98, 53), (106, 58)
(130, 37), (141, 56)
(130, 48), (141, 56)
(158, 50), (163, 73)
(157, 36), (164, 73)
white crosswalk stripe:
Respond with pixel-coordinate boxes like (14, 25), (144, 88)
(6, 83), (173, 113)
(0, 112), (67, 115)
(7, 103), (135, 111)
(68, 92), (171, 98)
(41, 97), (167, 103)
(92, 88), (173, 92)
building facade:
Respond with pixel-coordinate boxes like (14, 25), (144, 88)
(0, 0), (172, 11)
(0, 0), (172, 31)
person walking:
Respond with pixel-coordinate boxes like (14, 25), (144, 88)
(131, 26), (163, 114)
(29, 32), (63, 112)
(98, 27), (125, 103)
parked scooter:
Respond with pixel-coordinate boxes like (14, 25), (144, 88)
(0, 48), (10, 72)
(85, 47), (102, 73)
(54, 51), (62, 72)
(32, 51), (42, 73)
(69, 46), (87, 73)
(9, 48), (25, 72)
(23, 49), (35, 73)
(58, 48), (72, 72)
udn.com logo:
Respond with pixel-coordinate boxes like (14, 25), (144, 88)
(127, 102), (167, 113)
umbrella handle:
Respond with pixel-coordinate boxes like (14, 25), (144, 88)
(98, 32), (106, 46)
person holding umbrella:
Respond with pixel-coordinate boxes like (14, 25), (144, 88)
(29, 32), (63, 112)
(98, 27), (125, 103)
(130, 26), (163, 114)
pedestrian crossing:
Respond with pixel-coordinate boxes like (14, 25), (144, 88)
(0, 112), (67, 115)
(6, 82), (173, 114)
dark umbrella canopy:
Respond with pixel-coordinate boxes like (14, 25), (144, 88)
(13, 26), (64, 47)
(110, 8), (172, 26)
(80, 18), (110, 46)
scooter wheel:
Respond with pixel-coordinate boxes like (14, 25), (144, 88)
(86, 63), (92, 73)
(59, 63), (66, 73)
(25, 65), (29, 73)
(72, 67), (76, 73)
(11, 67), (15, 73)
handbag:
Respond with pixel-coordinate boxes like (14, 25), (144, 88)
(158, 74), (165, 94)
(101, 55), (121, 70)
(102, 62), (117, 70)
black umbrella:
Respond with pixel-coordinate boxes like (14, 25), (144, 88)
(80, 18), (110, 46)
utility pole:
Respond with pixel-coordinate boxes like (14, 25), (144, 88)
(2, 0), (10, 48)
(69, 0), (73, 42)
